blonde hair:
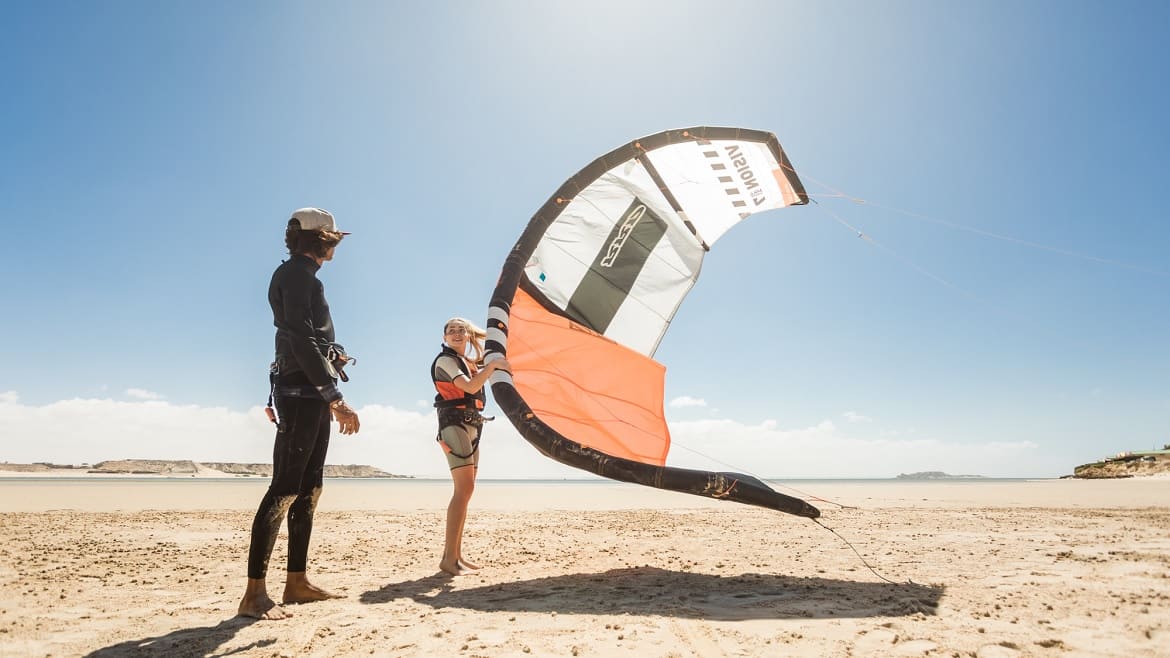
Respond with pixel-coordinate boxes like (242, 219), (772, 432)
(443, 316), (487, 364)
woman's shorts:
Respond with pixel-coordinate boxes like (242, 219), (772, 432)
(437, 423), (480, 470)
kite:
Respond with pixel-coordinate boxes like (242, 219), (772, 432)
(484, 127), (820, 519)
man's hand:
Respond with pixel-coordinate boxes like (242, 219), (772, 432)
(330, 400), (360, 435)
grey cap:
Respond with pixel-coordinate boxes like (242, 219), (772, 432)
(289, 207), (351, 234)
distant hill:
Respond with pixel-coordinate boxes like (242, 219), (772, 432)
(895, 471), (986, 480)
(0, 460), (411, 478)
(0, 462), (87, 473)
(1071, 451), (1170, 479)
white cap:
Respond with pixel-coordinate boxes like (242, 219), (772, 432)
(289, 208), (350, 235)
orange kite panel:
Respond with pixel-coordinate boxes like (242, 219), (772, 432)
(508, 287), (670, 466)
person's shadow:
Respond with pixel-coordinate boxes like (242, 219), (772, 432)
(361, 566), (944, 620)
(83, 617), (270, 657)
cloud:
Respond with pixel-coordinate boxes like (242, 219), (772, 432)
(0, 393), (579, 479)
(843, 411), (872, 423)
(668, 396), (707, 408)
(0, 393), (1061, 478)
(125, 388), (164, 401)
(663, 417), (1049, 478)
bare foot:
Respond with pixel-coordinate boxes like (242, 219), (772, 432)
(458, 558), (481, 570)
(238, 593), (291, 620)
(282, 576), (344, 604)
(439, 558), (467, 576)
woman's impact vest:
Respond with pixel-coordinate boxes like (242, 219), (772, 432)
(431, 345), (489, 458)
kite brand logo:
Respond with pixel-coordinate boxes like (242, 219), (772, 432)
(600, 204), (647, 267)
(724, 144), (767, 207)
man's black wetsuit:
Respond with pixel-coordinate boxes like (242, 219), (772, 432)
(246, 254), (343, 580)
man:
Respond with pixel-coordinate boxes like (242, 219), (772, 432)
(238, 208), (361, 620)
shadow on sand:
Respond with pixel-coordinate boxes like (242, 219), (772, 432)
(84, 617), (270, 657)
(360, 566), (943, 621)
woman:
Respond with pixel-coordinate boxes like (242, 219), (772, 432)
(430, 317), (509, 576)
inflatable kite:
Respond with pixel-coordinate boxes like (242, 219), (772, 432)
(485, 127), (820, 519)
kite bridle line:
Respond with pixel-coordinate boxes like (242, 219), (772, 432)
(774, 159), (1170, 278)
(812, 517), (914, 586)
(859, 199), (1170, 277)
(646, 405), (911, 585)
(810, 199), (990, 306)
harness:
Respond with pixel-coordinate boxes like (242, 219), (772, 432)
(264, 366), (326, 426)
(265, 336), (356, 425)
(274, 328), (356, 381)
(432, 345), (490, 458)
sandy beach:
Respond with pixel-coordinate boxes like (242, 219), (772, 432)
(1, 478), (1167, 657)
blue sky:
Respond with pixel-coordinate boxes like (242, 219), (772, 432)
(2, 1), (1168, 478)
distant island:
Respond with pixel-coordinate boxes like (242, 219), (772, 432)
(0, 459), (412, 478)
(896, 471), (987, 480)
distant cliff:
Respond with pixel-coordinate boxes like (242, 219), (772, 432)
(0, 459), (411, 478)
(194, 462), (410, 478)
(1072, 452), (1170, 479)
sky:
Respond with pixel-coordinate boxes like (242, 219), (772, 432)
(2, 1), (1168, 479)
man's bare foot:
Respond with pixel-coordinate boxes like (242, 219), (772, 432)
(282, 573), (344, 604)
(439, 558), (467, 576)
(458, 558), (481, 570)
(238, 593), (291, 620)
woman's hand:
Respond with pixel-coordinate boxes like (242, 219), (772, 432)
(455, 357), (513, 394)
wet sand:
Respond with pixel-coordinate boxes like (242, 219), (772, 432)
(1, 478), (1167, 656)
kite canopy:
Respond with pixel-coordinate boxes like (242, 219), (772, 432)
(486, 127), (820, 519)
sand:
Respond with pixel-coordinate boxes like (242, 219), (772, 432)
(0, 477), (1167, 657)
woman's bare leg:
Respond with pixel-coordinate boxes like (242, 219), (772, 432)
(457, 466), (481, 569)
(439, 465), (476, 575)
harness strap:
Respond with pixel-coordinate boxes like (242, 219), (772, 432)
(265, 362), (279, 425)
(434, 398), (485, 410)
(272, 384), (325, 398)
(436, 407), (493, 430)
(437, 434), (481, 460)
